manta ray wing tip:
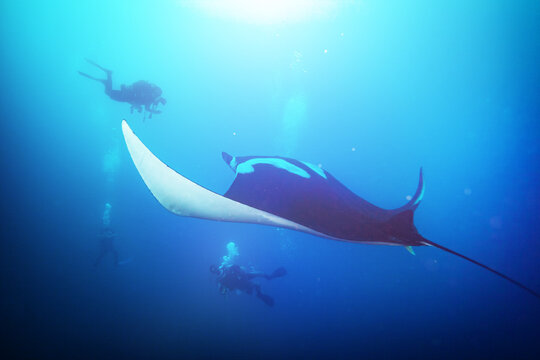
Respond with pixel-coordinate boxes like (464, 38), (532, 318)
(121, 119), (130, 133)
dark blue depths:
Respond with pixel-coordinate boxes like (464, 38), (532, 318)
(1, 1), (539, 359)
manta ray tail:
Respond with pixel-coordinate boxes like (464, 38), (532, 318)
(422, 239), (540, 299)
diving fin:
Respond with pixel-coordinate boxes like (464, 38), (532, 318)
(257, 293), (275, 307)
(78, 71), (102, 82)
(270, 267), (287, 279)
(85, 58), (111, 73)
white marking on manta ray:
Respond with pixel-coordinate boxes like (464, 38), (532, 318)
(229, 156), (238, 171)
(237, 158), (310, 179)
(301, 161), (327, 179)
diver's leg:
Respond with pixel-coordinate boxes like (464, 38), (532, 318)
(85, 59), (112, 73)
(254, 285), (274, 307)
(78, 71), (106, 85)
(94, 249), (106, 267)
(104, 70), (113, 96)
(247, 272), (271, 280)
(79, 67), (112, 97)
(253, 284), (261, 295)
(84, 59), (113, 95)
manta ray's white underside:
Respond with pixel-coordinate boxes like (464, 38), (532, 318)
(121, 120), (331, 239)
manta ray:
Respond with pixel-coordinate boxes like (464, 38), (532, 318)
(121, 120), (539, 299)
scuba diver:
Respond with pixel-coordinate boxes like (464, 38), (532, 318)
(94, 202), (128, 267)
(94, 227), (119, 267)
(210, 242), (287, 307)
(78, 59), (166, 119)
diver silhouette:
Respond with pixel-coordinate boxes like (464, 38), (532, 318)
(210, 242), (287, 307)
(94, 203), (125, 267)
(94, 227), (119, 267)
(78, 59), (166, 119)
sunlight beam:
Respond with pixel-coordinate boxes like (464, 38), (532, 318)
(180, 0), (353, 25)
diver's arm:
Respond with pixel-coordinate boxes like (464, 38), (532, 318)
(146, 105), (162, 115)
(149, 98), (166, 111)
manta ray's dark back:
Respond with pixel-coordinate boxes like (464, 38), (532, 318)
(222, 153), (425, 246)
(221, 152), (540, 300)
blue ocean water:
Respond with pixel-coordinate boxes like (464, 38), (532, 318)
(1, 1), (539, 358)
